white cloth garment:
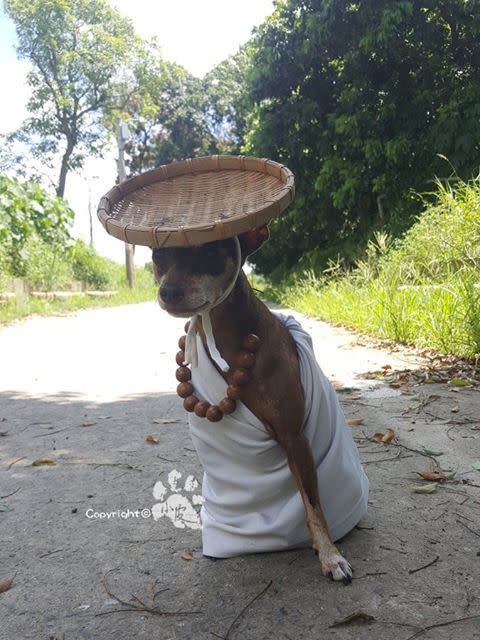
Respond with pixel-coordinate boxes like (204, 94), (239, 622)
(188, 312), (369, 558)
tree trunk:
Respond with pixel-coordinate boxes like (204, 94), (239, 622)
(56, 138), (75, 198)
(125, 243), (135, 289)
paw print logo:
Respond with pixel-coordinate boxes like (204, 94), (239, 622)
(152, 469), (204, 530)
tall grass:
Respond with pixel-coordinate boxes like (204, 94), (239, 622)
(264, 177), (480, 358)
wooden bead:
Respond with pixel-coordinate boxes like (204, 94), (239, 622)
(226, 384), (242, 400)
(231, 368), (251, 386)
(206, 405), (223, 422)
(242, 333), (261, 352)
(235, 350), (256, 369)
(176, 366), (191, 382)
(177, 382), (194, 398)
(183, 395), (199, 412)
(194, 401), (210, 417)
(184, 321), (190, 333)
(219, 397), (236, 414)
(174, 330), (260, 419)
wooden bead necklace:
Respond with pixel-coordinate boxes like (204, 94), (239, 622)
(175, 321), (260, 422)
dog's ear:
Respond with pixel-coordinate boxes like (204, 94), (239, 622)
(238, 225), (270, 263)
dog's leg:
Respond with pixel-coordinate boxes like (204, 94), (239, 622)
(266, 409), (353, 584)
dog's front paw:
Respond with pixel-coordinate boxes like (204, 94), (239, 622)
(318, 550), (353, 585)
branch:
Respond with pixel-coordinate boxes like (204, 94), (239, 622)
(29, 51), (66, 126)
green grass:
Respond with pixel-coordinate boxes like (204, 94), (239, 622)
(261, 177), (480, 359)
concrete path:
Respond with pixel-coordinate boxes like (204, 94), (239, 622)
(1, 302), (479, 640)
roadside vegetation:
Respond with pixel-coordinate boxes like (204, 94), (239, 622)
(262, 177), (480, 359)
(0, 175), (156, 325)
(0, 267), (156, 325)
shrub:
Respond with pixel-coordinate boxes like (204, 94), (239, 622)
(0, 175), (74, 277)
(67, 240), (114, 290)
(23, 238), (73, 291)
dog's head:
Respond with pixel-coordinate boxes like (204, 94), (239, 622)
(151, 226), (269, 317)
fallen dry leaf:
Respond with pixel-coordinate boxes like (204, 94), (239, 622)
(152, 418), (180, 425)
(329, 610), (376, 628)
(474, 496), (480, 505)
(32, 458), (56, 467)
(382, 428), (395, 444)
(0, 574), (15, 594)
(81, 422), (97, 427)
(416, 470), (446, 482)
(347, 418), (365, 426)
(181, 550), (194, 561)
(413, 483), (437, 494)
(0, 431), (8, 437)
(146, 435), (159, 445)
(369, 428), (395, 444)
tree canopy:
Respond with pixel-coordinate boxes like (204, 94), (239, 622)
(123, 39), (217, 175)
(242, 0), (480, 275)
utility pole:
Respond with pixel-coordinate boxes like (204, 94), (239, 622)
(87, 173), (99, 248)
(117, 121), (135, 288)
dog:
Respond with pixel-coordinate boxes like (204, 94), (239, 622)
(152, 226), (365, 583)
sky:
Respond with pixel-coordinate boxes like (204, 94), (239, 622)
(0, 0), (274, 264)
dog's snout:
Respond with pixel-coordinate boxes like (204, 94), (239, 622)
(159, 283), (185, 304)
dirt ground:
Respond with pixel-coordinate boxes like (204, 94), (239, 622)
(1, 301), (479, 640)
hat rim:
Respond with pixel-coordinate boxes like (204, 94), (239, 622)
(97, 154), (295, 247)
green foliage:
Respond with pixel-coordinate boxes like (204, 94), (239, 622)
(0, 244), (10, 292)
(0, 264), (157, 324)
(68, 239), (113, 290)
(124, 40), (216, 174)
(243, 0), (480, 274)
(203, 47), (251, 154)
(0, 175), (74, 276)
(23, 237), (74, 291)
(267, 177), (480, 358)
(4, 0), (137, 195)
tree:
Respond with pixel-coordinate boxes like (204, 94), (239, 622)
(4, 0), (137, 196)
(243, 0), (480, 275)
(203, 47), (251, 154)
(124, 40), (216, 176)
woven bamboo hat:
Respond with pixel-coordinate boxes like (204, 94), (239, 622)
(97, 155), (294, 247)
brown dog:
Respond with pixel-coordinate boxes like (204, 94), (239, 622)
(152, 227), (355, 583)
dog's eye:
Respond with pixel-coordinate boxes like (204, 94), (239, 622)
(152, 249), (170, 271)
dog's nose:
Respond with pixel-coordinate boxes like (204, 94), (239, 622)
(159, 284), (184, 304)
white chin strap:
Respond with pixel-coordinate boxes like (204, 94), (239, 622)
(184, 237), (242, 372)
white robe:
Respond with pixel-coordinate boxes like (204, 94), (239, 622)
(189, 312), (369, 557)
